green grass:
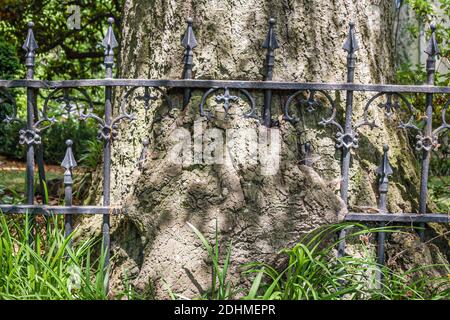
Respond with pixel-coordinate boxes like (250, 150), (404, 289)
(429, 176), (450, 213)
(0, 170), (61, 194)
(0, 213), (121, 300)
(180, 222), (450, 300)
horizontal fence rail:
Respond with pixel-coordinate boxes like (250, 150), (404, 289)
(1, 79), (450, 93)
(0, 17), (449, 291)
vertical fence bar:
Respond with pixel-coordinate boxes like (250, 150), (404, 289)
(35, 134), (47, 203)
(101, 17), (118, 285)
(22, 22), (38, 241)
(338, 22), (359, 257)
(418, 23), (439, 241)
(181, 18), (197, 109)
(61, 140), (77, 244)
(375, 144), (393, 285)
(262, 18), (279, 127)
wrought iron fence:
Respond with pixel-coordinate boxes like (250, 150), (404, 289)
(0, 17), (448, 288)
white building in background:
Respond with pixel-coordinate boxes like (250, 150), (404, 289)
(395, 0), (449, 74)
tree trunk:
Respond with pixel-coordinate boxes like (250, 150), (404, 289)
(82, 0), (446, 298)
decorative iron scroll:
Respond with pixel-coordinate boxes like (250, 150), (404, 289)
(199, 87), (256, 120)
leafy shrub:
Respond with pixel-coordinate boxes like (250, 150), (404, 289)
(0, 38), (20, 79)
(0, 119), (97, 165)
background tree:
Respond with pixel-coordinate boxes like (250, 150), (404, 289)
(86, 0), (448, 298)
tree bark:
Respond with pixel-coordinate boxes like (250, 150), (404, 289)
(82, 0), (447, 298)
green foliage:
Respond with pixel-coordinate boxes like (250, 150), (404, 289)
(186, 221), (236, 300)
(0, 213), (110, 299)
(0, 183), (23, 204)
(244, 224), (449, 300)
(429, 176), (450, 212)
(0, 0), (123, 80)
(179, 222), (450, 300)
(0, 118), (97, 164)
(397, 0), (449, 180)
(73, 138), (103, 201)
(0, 38), (20, 79)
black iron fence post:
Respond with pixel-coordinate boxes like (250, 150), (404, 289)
(338, 22), (359, 257)
(61, 140), (77, 244)
(375, 144), (393, 284)
(22, 22), (38, 241)
(101, 17), (118, 281)
(181, 17), (197, 108)
(418, 22), (439, 241)
(262, 18), (279, 127)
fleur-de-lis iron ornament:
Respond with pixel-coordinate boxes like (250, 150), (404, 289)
(378, 94), (400, 120)
(215, 88), (239, 116)
(300, 91), (323, 113)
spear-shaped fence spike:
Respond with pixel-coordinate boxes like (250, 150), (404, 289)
(181, 17), (198, 52)
(23, 22), (38, 59)
(61, 139), (77, 172)
(102, 17), (118, 77)
(61, 140), (77, 242)
(377, 145), (393, 213)
(424, 21), (439, 58)
(262, 18), (279, 52)
(376, 145), (393, 182)
(23, 21), (38, 76)
(262, 17), (279, 81)
(262, 18), (279, 127)
(181, 17), (197, 108)
(343, 22), (359, 54)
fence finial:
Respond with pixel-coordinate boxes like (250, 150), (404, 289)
(23, 21), (38, 68)
(181, 17), (197, 74)
(424, 21), (439, 58)
(102, 17), (118, 76)
(262, 18), (279, 52)
(181, 17), (198, 51)
(61, 139), (77, 172)
(343, 22), (359, 54)
(181, 17), (197, 108)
